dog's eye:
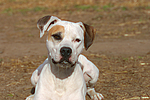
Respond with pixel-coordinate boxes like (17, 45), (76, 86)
(75, 38), (81, 42)
(52, 33), (62, 40)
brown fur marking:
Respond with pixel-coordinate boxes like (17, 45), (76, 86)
(48, 25), (65, 41)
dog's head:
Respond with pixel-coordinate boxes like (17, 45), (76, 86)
(37, 15), (96, 67)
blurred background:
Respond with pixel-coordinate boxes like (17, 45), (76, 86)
(0, 0), (150, 100)
(1, 0), (150, 10)
(0, 0), (150, 15)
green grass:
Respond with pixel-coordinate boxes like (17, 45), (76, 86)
(7, 93), (14, 97)
(102, 4), (113, 10)
(122, 57), (129, 61)
(145, 6), (150, 9)
(2, 8), (13, 15)
(17, 8), (30, 14)
(121, 6), (128, 11)
(91, 5), (99, 11)
(74, 5), (99, 11)
(0, 59), (3, 62)
(33, 6), (47, 12)
(75, 5), (91, 10)
(138, 56), (143, 59)
(2, 6), (47, 15)
(42, 55), (47, 58)
(96, 57), (102, 60)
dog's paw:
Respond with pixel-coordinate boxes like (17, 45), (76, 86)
(26, 95), (34, 100)
(91, 93), (104, 100)
(87, 88), (104, 100)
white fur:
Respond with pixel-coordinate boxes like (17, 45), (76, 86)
(29, 55), (103, 100)
(26, 16), (103, 100)
(33, 62), (86, 100)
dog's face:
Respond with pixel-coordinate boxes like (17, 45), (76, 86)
(37, 16), (95, 67)
(46, 22), (84, 65)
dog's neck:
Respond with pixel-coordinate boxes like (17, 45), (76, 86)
(48, 56), (76, 79)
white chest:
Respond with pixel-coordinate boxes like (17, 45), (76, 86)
(34, 63), (86, 100)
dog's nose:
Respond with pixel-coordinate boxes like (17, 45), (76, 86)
(60, 47), (72, 58)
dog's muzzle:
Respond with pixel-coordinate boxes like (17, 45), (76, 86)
(52, 47), (73, 66)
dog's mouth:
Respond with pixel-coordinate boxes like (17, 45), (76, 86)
(51, 57), (76, 79)
(52, 58), (75, 68)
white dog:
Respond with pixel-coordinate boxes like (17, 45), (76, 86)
(26, 16), (103, 100)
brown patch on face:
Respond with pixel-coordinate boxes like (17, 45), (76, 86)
(48, 25), (65, 41)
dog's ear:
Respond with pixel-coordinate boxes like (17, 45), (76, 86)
(37, 15), (60, 38)
(79, 22), (96, 50)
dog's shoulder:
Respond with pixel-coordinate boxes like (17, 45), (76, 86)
(78, 54), (94, 66)
(78, 54), (87, 62)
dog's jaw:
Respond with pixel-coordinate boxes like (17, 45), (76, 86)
(48, 55), (76, 79)
(52, 58), (75, 68)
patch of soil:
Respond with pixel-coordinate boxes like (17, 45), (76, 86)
(0, 4), (150, 100)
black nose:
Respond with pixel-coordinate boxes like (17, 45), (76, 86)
(60, 47), (72, 58)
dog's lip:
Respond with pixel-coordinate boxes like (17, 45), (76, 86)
(52, 58), (72, 64)
(52, 58), (76, 67)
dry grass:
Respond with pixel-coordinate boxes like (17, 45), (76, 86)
(0, 0), (150, 99)
(0, 0), (150, 12)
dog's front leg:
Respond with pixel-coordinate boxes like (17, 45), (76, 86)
(30, 58), (49, 95)
(87, 87), (103, 100)
(78, 55), (104, 100)
(85, 71), (104, 100)
(31, 58), (49, 86)
(26, 95), (34, 100)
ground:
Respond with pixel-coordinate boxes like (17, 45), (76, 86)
(0, 0), (150, 100)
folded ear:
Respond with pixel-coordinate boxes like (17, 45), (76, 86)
(81, 23), (96, 50)
(37, 15), (60, 38)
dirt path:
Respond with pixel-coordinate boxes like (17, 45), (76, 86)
(0, 3), (150, 100)
(1, 39), (150, 58)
